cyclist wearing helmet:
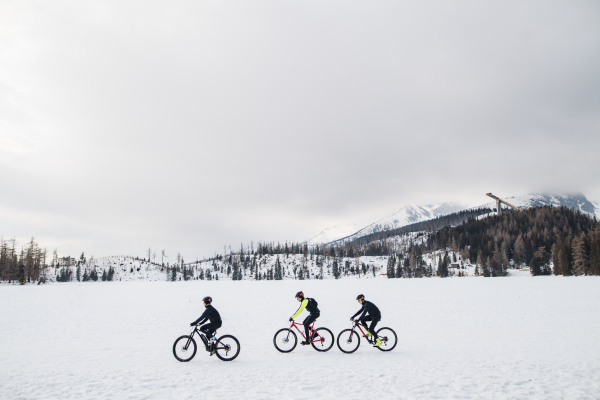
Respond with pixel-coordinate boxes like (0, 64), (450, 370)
(191, 296), (222, 343)
(290, 291), (320, 346)
(351, 294), (382, 347)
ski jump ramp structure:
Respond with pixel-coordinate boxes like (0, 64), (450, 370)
(486, 193), (522, 215)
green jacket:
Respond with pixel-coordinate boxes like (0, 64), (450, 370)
(292, 298), (309, 319)
(291, 298), (319, 319)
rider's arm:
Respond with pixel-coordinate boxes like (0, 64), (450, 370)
(291, 299), (308, 320)
(351, 305), (365, 319)
(191, 309), (209, 325)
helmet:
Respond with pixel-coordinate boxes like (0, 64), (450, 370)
(356, 294), (365, 301)
(295, 291), (304, 299)
(202, 296), (212, 304)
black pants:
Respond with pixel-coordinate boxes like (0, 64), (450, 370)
(359, 315), (380, 338)
(200, 321), (222, 339)
(303, 313), (320, 341)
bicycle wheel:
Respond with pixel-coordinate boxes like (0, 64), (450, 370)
(273, 328), (297, 353)
(173, 335), (197, 362)
(311, 327), (334, 352)
(375, 327), (397, 352)
(215, 334), (240, 361)
(337, 329), (361, 353)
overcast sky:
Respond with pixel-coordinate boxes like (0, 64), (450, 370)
(1, 0), (599, 260)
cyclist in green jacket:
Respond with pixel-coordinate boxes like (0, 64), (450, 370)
(290, 291), (320, 345)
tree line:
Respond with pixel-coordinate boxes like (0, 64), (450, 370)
(0, 237), (47, 284)
(401, 206), (600, 277)
(221, 206), (599, 278)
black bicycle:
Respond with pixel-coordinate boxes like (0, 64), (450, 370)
(336, 321), (397, 353)
(173, 325), (240, 362)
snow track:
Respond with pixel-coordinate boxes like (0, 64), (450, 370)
(1, 276), (600, 399)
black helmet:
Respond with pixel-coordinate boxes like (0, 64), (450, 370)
(295, 291), (304, 299)
(356, 294), (365, 301)
(203, 296), (212, 304)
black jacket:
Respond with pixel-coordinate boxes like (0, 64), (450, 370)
(352, 300), (381, 320)
(192, 304), (222, 325)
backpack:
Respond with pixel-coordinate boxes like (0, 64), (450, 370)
(307, 297), (318, 307)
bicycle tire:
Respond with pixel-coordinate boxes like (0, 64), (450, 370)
(375, 327), (397, 352)
(173, 335), (197, 362)
(336, 329), (361, 353)
(273, 328), (297, 353)
(214, 334), (240, 361)
(311, 327), (334, 352)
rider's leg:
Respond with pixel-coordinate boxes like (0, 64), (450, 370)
(360, 316), (373, 336)
(302, 313), (319, 343)
(368, 316), (380, 338)
(199, 322), (220, 339)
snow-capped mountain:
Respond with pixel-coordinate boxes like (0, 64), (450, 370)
(481, 193), (600, 218)
(308, 202), (467, 246)
(306, 193), (599, 246)
(305, 223), (359, 246)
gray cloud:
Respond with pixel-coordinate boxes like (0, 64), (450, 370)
(1, 0), (599, 259)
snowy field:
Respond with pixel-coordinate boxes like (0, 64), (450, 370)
(2, 274), (600, 399)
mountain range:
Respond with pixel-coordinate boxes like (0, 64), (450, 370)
(305, 193), (599, 246)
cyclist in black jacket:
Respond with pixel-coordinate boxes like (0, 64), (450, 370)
(191, 296), (222, 343)
(351, 294), (382, 347)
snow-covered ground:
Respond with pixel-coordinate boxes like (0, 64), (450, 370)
(2, 276), (600, 399)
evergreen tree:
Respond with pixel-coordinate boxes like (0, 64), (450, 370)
(557, 239), (572, 276)
(529, 256), (540, 276)
(482, 257), (491, 277)
(102, 269), (107, 281)
(572, 232), (590, 275)
(513, 235), (526, 267)
(386, 254), (396, 278)
(437, 253), (449, 278)
(76, 265), (81, 282)
(275, 256), (283, 280)
(551, 243), (560, 275)
(18, 260), (26, 285)
(409, 250), (416, 277)
(589, 226), (600, 275)
(107, 266), (115, 281)
(332, 259), (340, 279)
(403, 257), (410, 278)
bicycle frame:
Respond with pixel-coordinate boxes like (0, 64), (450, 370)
(351, 321), (375, 344)
(287, 321), (322, 343)
(187, 326), (214, 351)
